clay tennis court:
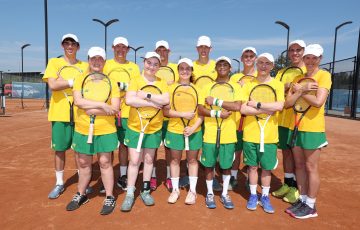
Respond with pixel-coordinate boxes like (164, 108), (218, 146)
(0, 98), (359, 229)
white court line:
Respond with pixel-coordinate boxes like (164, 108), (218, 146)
(0, 136), (50, 152)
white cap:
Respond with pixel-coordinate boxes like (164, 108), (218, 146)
(178, 58), (193, 67)
(242, 47), (257, 55)
(289, 40), (306, 48)
(62, 33), (79, 43)
(155, 40), (169, 50)
(88, 47), (106, 60)
(113, 37), (129, 47)
(197, 36), (211, 47)
(303, 44), (323, 57)
(215, 56), (232, 66)
(257, 53), (275, 63)
(144, 51), (161, 62)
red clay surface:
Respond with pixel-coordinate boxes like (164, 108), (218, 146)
(0, 99), (359, 229)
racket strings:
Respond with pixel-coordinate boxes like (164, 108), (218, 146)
(294, 79), (316, 112)
(59, 66), (82, 96)
(82, 74), (111, 102)
(173, 88), (197, 112)
(156, 67), (175, 84)
(250, 86), (276, 119)
(195, 76), (213, 87)
(137, 85), (162, 119)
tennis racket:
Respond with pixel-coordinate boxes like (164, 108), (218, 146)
(136, 85), (162, 152)
(249, 84), (277, 152)
(194, 75), (214, 88)
(172, 84), (198, 150)
(156, 66), (175, 85)
(210, 82), (235, 148)
(238, 74), (255, 86)
(280, 66), (303, 83)
(58, 65), (83, 126)
(81, 72), (112, 144)
(289, 78), (317, 148)
(108, 68), (131, 127)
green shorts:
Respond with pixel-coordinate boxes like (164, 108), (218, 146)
(115, 118), (128, 144)
(287, 130), (328, 150)
(124, 128), (162, 149)
(243, 142), (278, 170)
(162, 120), (169, 140)
(71, 131), (119, 155)
(235, 131), (243, 151)
(278, 126), (290, 150)
(51, 121), (74, 151)
(164, 130), (202, 151)
(200, 143), (235, 169)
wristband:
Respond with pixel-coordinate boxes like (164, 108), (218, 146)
(123, 83), (128, 91)
(210, 110), (216, 118)
(216, 110), (221, 118)
(213, 98), (218, 106)
(217, 100), (224, 108)
(68, 79), (74, 88)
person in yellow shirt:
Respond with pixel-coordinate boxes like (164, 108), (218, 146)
(43, 34), (89, 199)
(163, 58), (203, 205)
(192, 35), (217, 81)
(199, 56), (242, 209)
(229, 47), (257, 191)
(272, 40), (307, 203)
(66, 47), (120, 215)
(151, 40), (179, 191)
(103, 36), (141, 193)
(284, 44), (331, 219)
(240, 53), (284, 214)
(121, 52), (169, 212)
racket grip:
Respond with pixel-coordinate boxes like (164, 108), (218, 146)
(87, 124), (94, 144)
(260, 129), (265, 152)
(136, 132), (145, 153)
(117, 111), (122, 127)
(184, 136), (190, 151)
(216, 128), (221, 149)
(238, 115), (245, 131)
(70, 107), (74, 126)
(290, 128), (298, 148)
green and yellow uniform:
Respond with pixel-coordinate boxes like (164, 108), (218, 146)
(192, 60), (217, 82)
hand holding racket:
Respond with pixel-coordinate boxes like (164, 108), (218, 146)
(156, 66), (175, 85)
(58, 65), (83, 126)
(289, 78), (317, 148)
(249, 84), (277, 152)
(81, 72), (112, 144)
(172, 84), (198, 150)
(136, 85), (162, 152)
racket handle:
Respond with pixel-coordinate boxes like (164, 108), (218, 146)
(184, 135), (190, 151)
(117, 111), (122, 127)
(70, 107), (74, 126)
(260, 128), (265, 152)
(238, 115), (245, 131)
(290, 128), (298, 148)
(87, 123), (94, 144)
(136, 132), (145, 153)
(216, 128), (221, 149)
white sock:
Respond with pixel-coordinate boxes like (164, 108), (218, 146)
(284, 173), (295, 179)
(249, 184), (257, 195)
(127, 186), (135, 196)
(261, 186), (270, 196)
(299, 195), (308, 202)
(171, 177), (179, 191)
(206, 180), (214, 195)
(55, 170), (64, 185)
(231, 170), (238, 179)
(189, 176), (198, 193)
(152, 167), (156, 177)
(120, 166), (127, 177)
(166, 166), (171, 179)
(222, 174), (231, 196)
(306, 197), (316, 209)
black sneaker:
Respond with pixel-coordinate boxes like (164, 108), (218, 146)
(117, 175), (127, 190)
(100, 196), (116, 215)
(291, 203), (318, 219)
(285, 199), (304, 215)
(66, 192), (89, 211)
(99, 185), (106, 194)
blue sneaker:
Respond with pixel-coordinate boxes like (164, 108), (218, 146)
(121, 194), (135, 212)
(246, 194), (258, 211)
(220, 194), (234, 209)
(140, 190), (155, 206)
(205, 194), (216, 209)
(48, 184), (64, 199)
(259, 195), (275, 214)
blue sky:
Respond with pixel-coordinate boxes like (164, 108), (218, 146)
(0, 0), (359, 73)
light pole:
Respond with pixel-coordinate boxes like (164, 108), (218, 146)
(44, 0), (49, 110)
(328, 20), (353, 110)
(275, 21), (290, 66)
(232, 58), (240, 73)
(129, 46), (144, 64)
(92, 18), (119, 52)
(21, 43), (31, 109)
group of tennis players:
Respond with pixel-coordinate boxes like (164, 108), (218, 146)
(43, 33), (331, 218)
